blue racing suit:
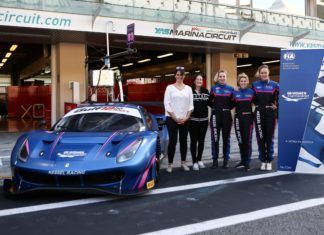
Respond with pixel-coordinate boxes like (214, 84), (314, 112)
(232, 88), (255, 166)
(209, 83), (234, 161)
(252, 80), (279, 163)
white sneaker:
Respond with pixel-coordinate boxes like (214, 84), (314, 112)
(260, 162), (266, 171)
(166, 164), (172, 173)
(182, 163), (190, 171)
(198, 161), (205, 168)
(193, 163), (199, 171)
(266, 162), (272, 171)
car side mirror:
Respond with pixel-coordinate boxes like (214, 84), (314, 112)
(156, 118), (166, 131)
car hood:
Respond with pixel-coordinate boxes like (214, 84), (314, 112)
(23, 131), (146, 162)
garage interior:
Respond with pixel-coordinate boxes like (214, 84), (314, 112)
(0, 27), (281, 132)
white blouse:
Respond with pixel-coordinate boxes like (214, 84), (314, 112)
(164, 84), (194, 119)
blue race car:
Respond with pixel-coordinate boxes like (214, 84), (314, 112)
(3, 103), (168, 195)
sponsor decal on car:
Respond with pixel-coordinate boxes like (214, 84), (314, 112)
(146, 179), (155, 189)
(65, 106), (141, 118)
(57, 151), (86, 158)
(48, 170), (86, 175)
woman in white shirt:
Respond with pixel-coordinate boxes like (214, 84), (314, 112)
(164, 66), (194, 173)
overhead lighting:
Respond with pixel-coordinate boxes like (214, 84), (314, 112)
(5, 52), (12, 58)
(185, 72), (190, 75)
(9, 44), (18, 51)
(110, 66), (118, 70)
(154, 75), (162, 78)
(157, 53), (173, 59)
(2, 58), (7, 63)
(165, 73), (174, 77)
(0, 63), (4, 66)
(122, 63), (134, 67)
(262, 60), (280, 64)
(195, 70), (200, 73)
(237, 64), (253, 68)
(138, 58), (151, 63)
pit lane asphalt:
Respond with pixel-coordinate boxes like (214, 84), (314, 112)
(0, 161), (324, 235)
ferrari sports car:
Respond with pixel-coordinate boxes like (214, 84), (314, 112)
(3, 103), (168, 195)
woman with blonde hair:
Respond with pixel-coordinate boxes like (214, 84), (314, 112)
(232, 73), (255, 171)
(209, 69), (234, 169)
(252, 65), (279, 171)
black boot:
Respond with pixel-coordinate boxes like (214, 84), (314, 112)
(244, 164), (251, 172)
(211, 159), (218, 169)
(222, 159), (229, 169)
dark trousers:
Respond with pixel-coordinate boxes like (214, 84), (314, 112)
(166, 117), (189, 164)
(210, 112), (232, 160)
(254, 108), (276, 162)
(234, 114), (253, 165)
(189, 120), (208, 163)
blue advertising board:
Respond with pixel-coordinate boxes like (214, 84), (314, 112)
(278, 49), (324, 173)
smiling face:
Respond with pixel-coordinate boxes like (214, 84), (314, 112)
(238, 76), (249, 89)
(175, 71), (185, 82)
(217, 72), (227, 85)
(194, 75), (203, 89)
(259, 68), (270, 82)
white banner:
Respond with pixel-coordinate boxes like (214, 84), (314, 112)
(1, 7), (324, 49)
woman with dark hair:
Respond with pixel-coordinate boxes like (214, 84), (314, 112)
(189, 74), (209, 171)
(209, 69), (234, 169)
(164, 66), (194, 173)
(252, 65), (279, 171)
(232, 73), (254, 171)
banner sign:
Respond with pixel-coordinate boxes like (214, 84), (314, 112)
(278, 49), (324, 174)
(127, 23), (135, 46)
(1, 7), (324, 48)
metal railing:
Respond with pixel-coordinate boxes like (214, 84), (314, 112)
(102, 0), (324, 31)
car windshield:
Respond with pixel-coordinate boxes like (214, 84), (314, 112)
(53, 112), (145, 132)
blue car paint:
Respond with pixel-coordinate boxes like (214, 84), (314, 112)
(7, 103), (167, 195)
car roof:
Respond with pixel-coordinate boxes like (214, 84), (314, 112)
(63, 103), (145, 119)
(78, 102), (142, 110)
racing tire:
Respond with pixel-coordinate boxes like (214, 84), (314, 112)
(2, 179), (16, 198)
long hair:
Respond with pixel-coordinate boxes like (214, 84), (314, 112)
(191, 73), (203, 92)
(257, 64), (270, 74)
(214, 69), (227, 83)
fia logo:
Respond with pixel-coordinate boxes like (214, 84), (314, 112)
(283, 52), (296, 61)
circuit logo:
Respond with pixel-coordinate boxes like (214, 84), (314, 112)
(283, 52), (296, 61)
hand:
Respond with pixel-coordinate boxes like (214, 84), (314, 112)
(234, 87), (239, 91)
(177, 118), (187, 125)
(270, 103), (277, 110)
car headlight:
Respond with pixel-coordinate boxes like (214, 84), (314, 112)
(18, 139), (29, 162)
(116, 138), (142, 163)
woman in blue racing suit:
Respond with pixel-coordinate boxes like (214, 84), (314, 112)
(232, 73), (255, 171)
(252, 65), (279, 171)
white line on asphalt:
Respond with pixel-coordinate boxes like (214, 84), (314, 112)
(0, 171), (290, 217)
(141, 196), (324, 235)
(0, 156), (10, 159)
(149, 171), (290, 195)
(0, 197), (113, 217)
